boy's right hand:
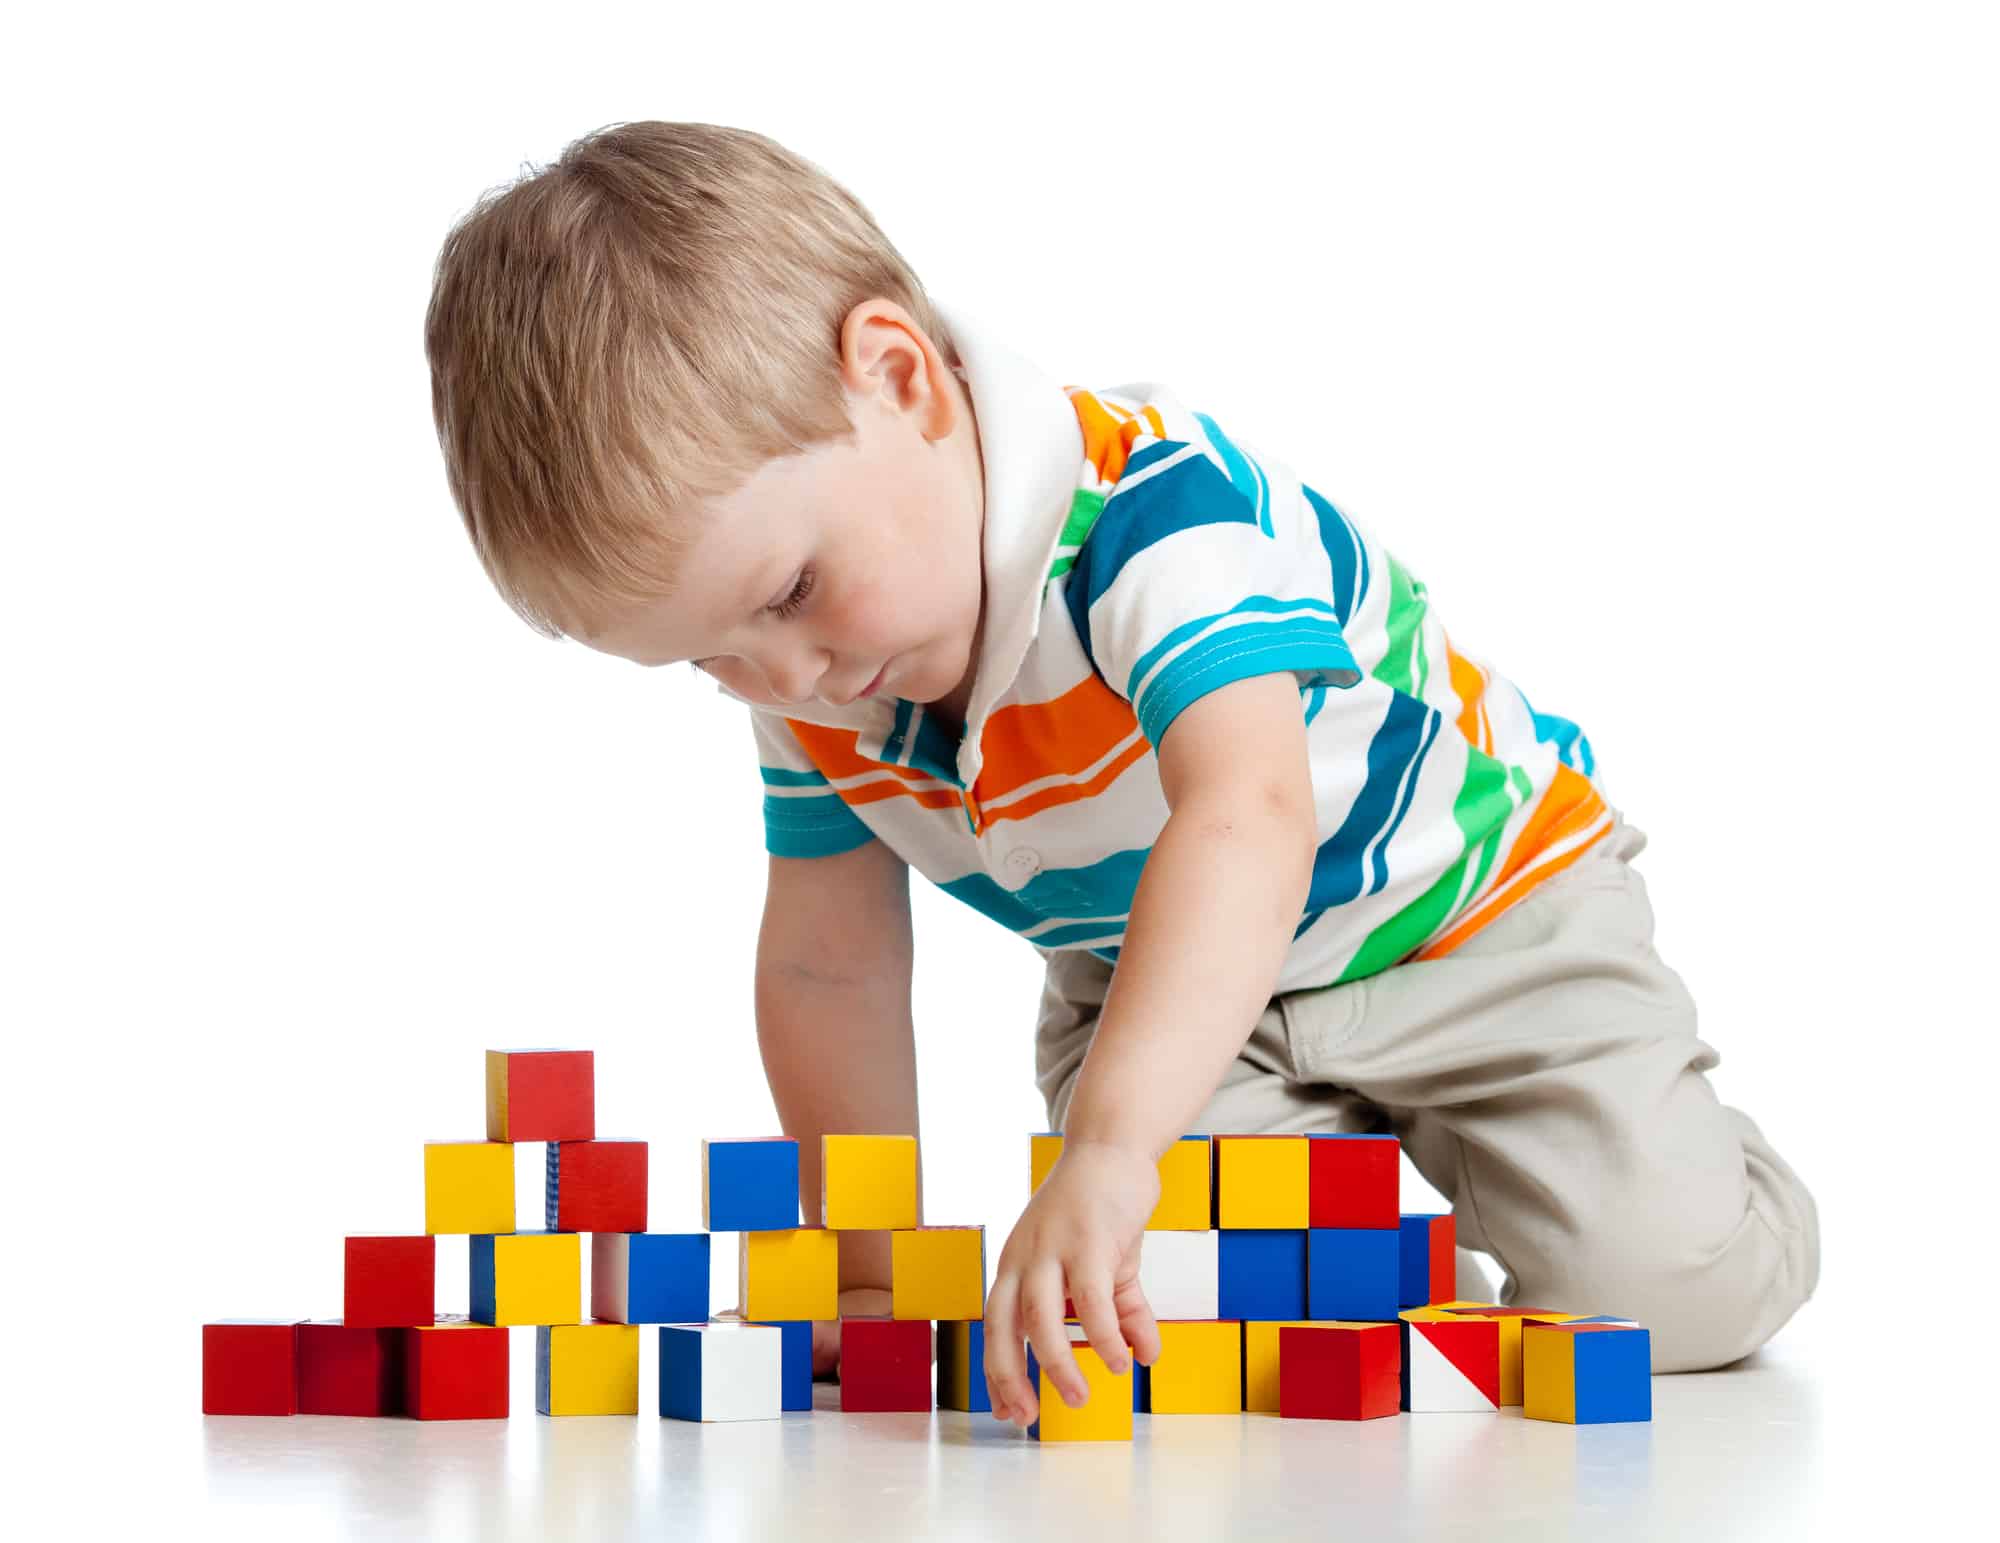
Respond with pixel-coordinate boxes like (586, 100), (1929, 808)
(810, 1287), (895, 1378)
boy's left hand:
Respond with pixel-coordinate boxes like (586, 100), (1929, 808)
(982, 1140), (1164, 1427)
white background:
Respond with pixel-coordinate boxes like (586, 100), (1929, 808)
(6, 0), (1994, 1528)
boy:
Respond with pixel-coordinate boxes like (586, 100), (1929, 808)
(424, 122), (1819, 1427)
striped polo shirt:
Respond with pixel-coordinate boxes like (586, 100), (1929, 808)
(731, 301), (1617, 992)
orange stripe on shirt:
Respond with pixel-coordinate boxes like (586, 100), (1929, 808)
(1067, 389), (1135, 484)
(784, 719), (962, 812)
(1444, 634), (1493, 755)
(975, 675), (1141, 801)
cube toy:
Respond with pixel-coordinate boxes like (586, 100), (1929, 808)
(1027, 1328), (1133, 1443)
(424, 1141), (514, 1235)
(938, 1319), (994, 1413)
(1430, 1305), (1581, 1405)
(1033, 1133), (1213, 1230)
(739, 1228), (839, 1321)
(839, 1316), (932, 1412)
(1215, 1136), (1309, 1228)
(485, 1049), (593, 1142)
(1523, 1321), (1652, 1424)
(591, 1232), (710, 1324)
(702, 1138), (800, 1232)
(1242, 1320), (1320, 1413)
(1219, 1228), (1308, 1320)
(1307, 1133), (1400, 1229)
(402, 1319), (508, 1419)
(544, 1139), (648, 1233)
(1398, 1212), (1457, 1307)
(1307, 1228), (1400, 1320)
(746, 1318), (814, 1411)
(1137, 1230), (1219, 1320)
(1149, 1320), (1242, 1414)
(297, 1321), (404, 1416)
(536, 1322), (640, 1415)
(343, 1235), (435, 1328)
(891, 1227), (985, 1320)
(822, 1134), (918, 1229)
(1279, 1323), (1401, 1421)
(1401, 1314), (1501, 1411)
(470, 1231), (581, 1327)
(202, 1321), (299, 1415)
(660, 1324), (783, 1422)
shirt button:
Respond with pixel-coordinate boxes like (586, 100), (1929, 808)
(1005, 848), (1042, 877)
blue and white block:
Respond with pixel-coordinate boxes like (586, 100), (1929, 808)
(746, 1319), (813, 1411)
(591, 1233), (710, 1324)
(659, 1324), (783, 1422)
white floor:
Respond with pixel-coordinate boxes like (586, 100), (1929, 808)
(186, 1308), (1934, 1542)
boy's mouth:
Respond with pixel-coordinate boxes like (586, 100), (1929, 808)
(857, 665), (888, 699)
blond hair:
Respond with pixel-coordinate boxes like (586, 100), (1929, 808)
(424, 121), (960, 640)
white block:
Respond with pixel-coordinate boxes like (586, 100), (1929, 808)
(1138, 1230), (1219, 1320)
(1406, 1321), (1500, 1411)
(659, 1323), (783, 1422)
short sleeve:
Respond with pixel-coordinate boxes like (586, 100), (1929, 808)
(750, 710), (877, 859)
(1061, 435), (1364, 748)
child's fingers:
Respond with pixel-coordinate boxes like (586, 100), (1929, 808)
(981, 1273), (1034, 1425)
(1067, 1255), (1131, 1376)
(1022, 1261), (1086, 1409)
(1113, 1275), (1161, 1367)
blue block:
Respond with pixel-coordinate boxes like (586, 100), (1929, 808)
(470, 1235), (496, 1324)
(659, 1325), (705, 1421)
(1308, 1228), (1400, 1320)
(703, 1140), (800, 1232)
(1397, 1214), (1447, 1308)
(749, 1318), (813, 1410)
(1218, 1229), (1308, 1321)
(1133, 1357), (1150, 1414)
(1574, 1328), (1653, 1423)
(626, 1233), (710, 1323)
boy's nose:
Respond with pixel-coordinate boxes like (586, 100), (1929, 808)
(760, 650), (824, 706)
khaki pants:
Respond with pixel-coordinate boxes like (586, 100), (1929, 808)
(1032, 814), (1819, 1373)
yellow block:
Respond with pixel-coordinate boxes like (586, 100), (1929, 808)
(1522, 1323), (1576, 1423)
(1150, 1321), (1242, 1414)
(823, 1135), (918, 1229)
(891, 1227), (985, 1320)
(1215, 1136), (1309, 1228)
(1242, 1319), (1318, 1412)
(485, 1233), (581, 1326)
(739, 1228), (840, 1321)
(537, 1323), (639, 1415)
(1033, 1340), (1133, 1443)
(424, 1140), (515, 1235)
(1029, 1134), (1215, 1230)
(1437, 1307), (1579, 1406)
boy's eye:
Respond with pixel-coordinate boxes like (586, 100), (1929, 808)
(769, 567), (815, 620)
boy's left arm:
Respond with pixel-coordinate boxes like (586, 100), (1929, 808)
(982, 671), (1318, 1428)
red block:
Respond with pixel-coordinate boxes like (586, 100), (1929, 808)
(297, 1320), (405, 1415)
(202, 1321), (300, 1415)
(403, 1319), (509, 1419)
(546, 1140), (648, 1233)
(344, 1235), (436, 1327)
(1278, 1323), (1400, 1420)
(1421, 1213), (1457, 1304)
(1308, 1134), (1400, 1229)
(488, 1049), (594, 1142)
(839, 1317), (931, 1412)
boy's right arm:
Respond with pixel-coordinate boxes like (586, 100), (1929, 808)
(754, 836), (920, 1360)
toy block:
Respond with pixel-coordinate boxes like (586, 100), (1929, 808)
(470, 1231), (581, 1326)
(659, 1323), (784, 1421)
(1307, 1227), (1401, 1320)
(544, 1139), (648, 1233)
(1278, 1322), (1400, 1420)
(296, 1320), (404, 1415)
(1026, 1327), (1133, 1442)
(535, 1322), (640, 1415)
(424, 1141), (515, 1235)
(202, 1321), (300, 1414)
(744, 1318), (814, 1411)
(1242, 1320), (1319, 1412)
(1307, 1133), (1400, 1229)
(1218, 1228), (1308, 1320)
(485, 1049), (593, 1142)
(822, 1134), (918, 1229)
(702, 1138), (800, 1231)
(591, 1232), (709, 1324)
(401, 1317), (508, 1419)
(343, 1235), (435, 1328)
(1137, 1229), (1218, 1319)
(1435, 1305), (1580, 1405)
(1030, 1132), (1214, 1230)
(839, 1316), (932, 1412)
(890, 1227), (984, 1320)
(738, 1228), (839, 1321)
(1401, 1314), (1501, 1411)
(1133, 1357), (1151, 1413)
(938, 1319), (994, 1413)
(1398, 1212), (1457, 1307)
(1214, 1136), (1309, 1228)
(1523, 1321), (1652, 1424)
(1148, 1320), (1242, 1414)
